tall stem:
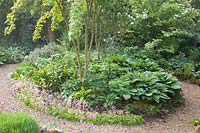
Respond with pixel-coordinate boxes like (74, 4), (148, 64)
(84, 0), (93, 77)
(73, 40), (82, 80)
(84, 18), (89, 77)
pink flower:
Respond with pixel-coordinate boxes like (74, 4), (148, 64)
(87, 112), (97, 120)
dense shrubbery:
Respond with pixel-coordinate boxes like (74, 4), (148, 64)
(25, 42), (61, 61)
(119, 0), (200, 54)
(13, 52), (77, 90)
(0, 46), (25, 65)
(0, 113), (39, 133)
(143, 46), (200, 85)
(13, 46), (182, 113)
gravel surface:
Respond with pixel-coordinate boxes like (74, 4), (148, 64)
(0, 64), (199, 133)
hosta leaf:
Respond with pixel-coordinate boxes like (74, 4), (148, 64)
(123, 94), (131, 100)
(131, 89), (138, 93)
(152, 89), (158, 93)
(164, 89), (175, 95)
(130, 92), (136, 96)
(131, 79), (139, 83)
(166, 81), (173, 84)
(171, 83), (181, 89)
(133, 96), (140, 100)
(114, 96), (120, 100)
(153, 95), (160, 103)
(160, 93), (170, 100)
(136, 88), (144, 92)
(145, 92), (153, 96)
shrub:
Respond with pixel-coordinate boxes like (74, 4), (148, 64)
(14, 50), (182, 111)
(0, 113), (39, 133)
(61, 53), (182, 109)
(25, 42), (61, 61)
(13, 52), (78, 91)
(127, 0), (199, 54)
(7, 47), (25, 63)
(109, 71), (181, 103)
(0, 46), (24, 65)
(165, 54), (200, 84)
(78, 55), (181, 107)
(0, 46), (11, 65)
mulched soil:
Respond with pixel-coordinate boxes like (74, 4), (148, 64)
(0, 64), (199, 133)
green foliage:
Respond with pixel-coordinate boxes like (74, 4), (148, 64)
(4, 0), (23, 35)
(13, 52), (78, 91)
(68, 0), (86, 41)
(120, 0), (200, 55)
(109, 71), (181, 103)
(169, 56), (195, 79)
(53, 108), (144, 126)
(20, 88), (37, 109)
(193, 118), (200, 131)
(14, 82), (144, 126)
(14, 46), (182, 111)
(153, 48), (200, 85)
(125, 102), (164, 116)
(33, 11), (52, 41)
(80, 53), (181, 108)
(0, 113), (39, 133)
(1, 0), (46, 49)
(0, 46), (24, 65)
(84, 113), (144, 126)
(25, 42), (61, 61)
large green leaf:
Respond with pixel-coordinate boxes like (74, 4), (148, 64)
(123, 94), (131, 100)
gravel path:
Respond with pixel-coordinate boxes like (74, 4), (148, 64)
(0, 64), (200, 133)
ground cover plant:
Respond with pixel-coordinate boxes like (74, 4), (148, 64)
(12, 80), (144, 126)
(0, 113), (39, 133)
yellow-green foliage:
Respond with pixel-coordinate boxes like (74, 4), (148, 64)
(4, 0), (24, 35)
(193, 119), (200, 131)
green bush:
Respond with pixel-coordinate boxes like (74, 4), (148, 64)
(169, 56), (195, 79)
(125, 0), (200, 54)
(13, 52), (78, 91)
(77, 54), (181, 108)
(142, 48), (200, 85)
(109, 71), (181, 103)
(0, 46), (11, 65)
(14, 49), (182, 111)
(25, 42), (61, 62)
(0, 113), (39, 133)
(0, 46), (24, 65)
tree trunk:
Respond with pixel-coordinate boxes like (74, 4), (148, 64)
(48, 26), (56, 43)
(84, 0), (94, 78)
(73, 40), (82, 80)
(84, 22), (89, 77)
(77, 38), (82, 80)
